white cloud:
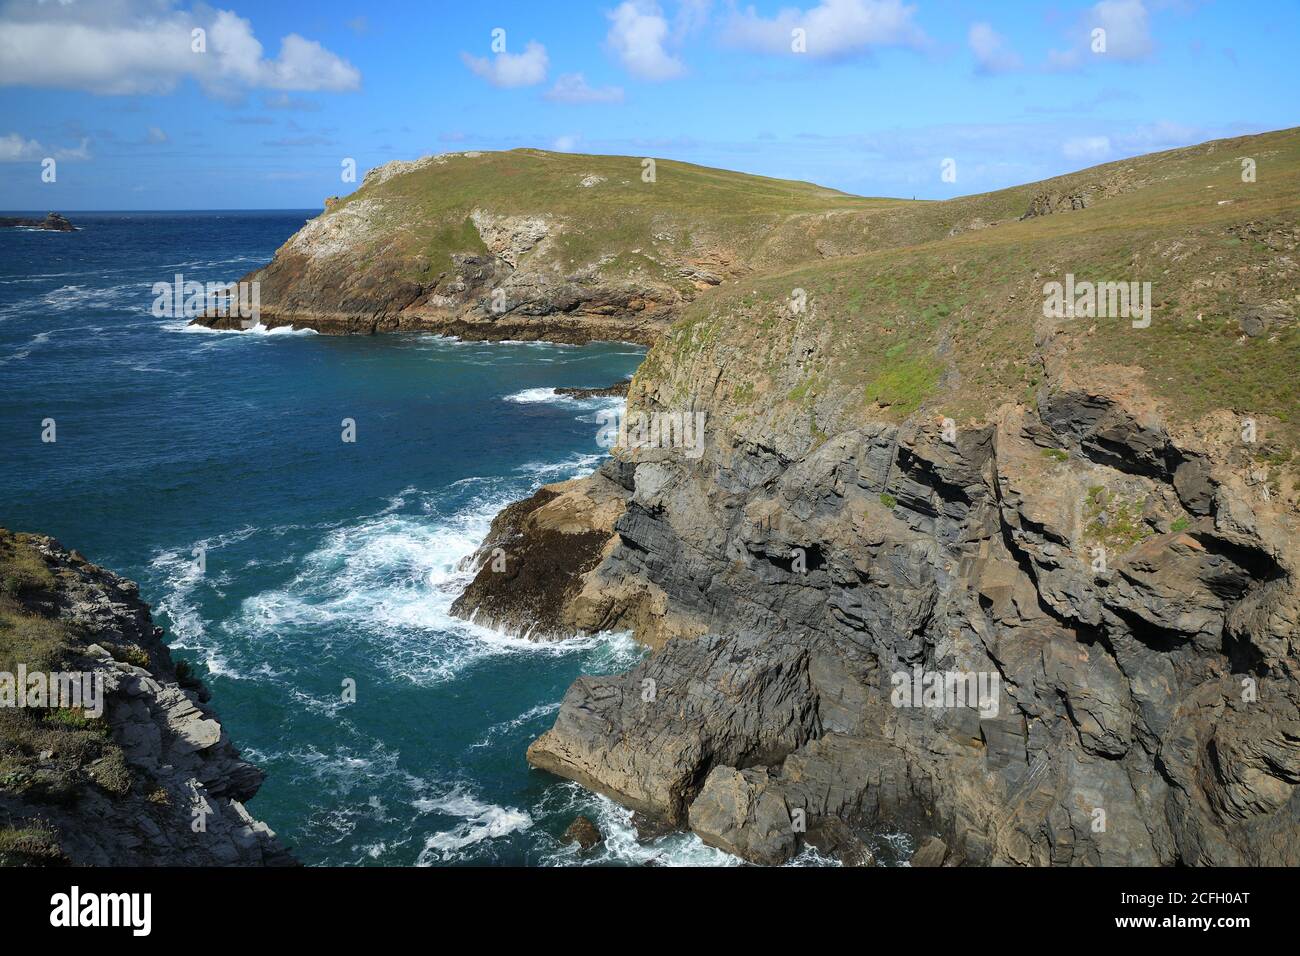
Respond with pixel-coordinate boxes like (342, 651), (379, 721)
(461, 40), (549, 88)
(0, 132), (42, 161)
(968, 22), (1022, 74)
(546, 73), (624, 104)
(552, 134), (581, 152)
(0, 132), (89, 162)
(0, 1), (361, 96)
(673, 0), (714, 40)
(607, 1), (685, 81)
(1047, 0), (1153, 70)
(1062, 135), (1112, 161)
(723, 0), (927, 58)
(1093, 0), (1153, 60)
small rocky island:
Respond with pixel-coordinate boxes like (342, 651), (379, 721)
(0, 213), (76, 232)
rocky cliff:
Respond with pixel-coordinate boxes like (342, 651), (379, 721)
(0, 531), (293, 866)
(453, 129), (1300, 865)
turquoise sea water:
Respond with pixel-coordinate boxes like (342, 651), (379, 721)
(0, 212), (739, 866)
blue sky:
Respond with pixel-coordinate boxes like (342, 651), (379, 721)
(0, 0), (1295, 209)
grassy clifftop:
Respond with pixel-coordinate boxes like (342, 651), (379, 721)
(634, 127), (1300, 468)
(214, 148), (911, 339)
(334, 148), (898, 278)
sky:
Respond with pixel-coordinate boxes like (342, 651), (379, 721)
(0, 0), (1296, 210)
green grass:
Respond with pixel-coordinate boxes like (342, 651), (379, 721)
(0, 536), (53, 599)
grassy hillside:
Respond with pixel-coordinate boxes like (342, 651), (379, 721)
(635, 127), (1300, 463)
(334, 147), (900, 280)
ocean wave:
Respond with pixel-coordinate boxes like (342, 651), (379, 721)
(149, 525), (264, 680)
(514, 451), (606, 482)
(503, 386), (624, 411)
(415, 788), (533, 864)
(0, 330), (52, 365)
(232, 494), (616, 685)
(191, 453), (614, 687)
(166, 320), (318, 336)
(40, 282), (143, 313)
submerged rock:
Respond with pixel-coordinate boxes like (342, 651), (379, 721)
(555, 382), (630, 399)
(561, 815), (604, 852)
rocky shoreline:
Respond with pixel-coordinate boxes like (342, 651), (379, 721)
(0, 531), (294, 866)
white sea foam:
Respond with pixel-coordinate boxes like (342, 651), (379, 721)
(167, 320), (317, 336)
(515, 452), (606, 482)
(150, 525), (262, 679)
(534, 785), (742, 868)
(504, 386), (571, 405)
(415, 788), (533, 863)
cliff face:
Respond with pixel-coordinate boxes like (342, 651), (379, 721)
(453, 129), (1300, 865)
(514, 382), (1298, 865)
(0, 531), (293, 866)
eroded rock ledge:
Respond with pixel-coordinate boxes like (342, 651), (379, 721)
(0, 532), (294, 866)
(454, 378), (1299, 866)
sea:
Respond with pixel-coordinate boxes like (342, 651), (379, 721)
(0, 210), (747, 866)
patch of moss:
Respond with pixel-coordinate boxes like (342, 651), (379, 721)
(863, 356), (942, 416)
(108, 644), (150, 669)
(1084, 487), (1154, 553)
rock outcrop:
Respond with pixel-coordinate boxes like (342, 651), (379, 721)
(0, 531), (294, 866)
(0, 213), (76, 232)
